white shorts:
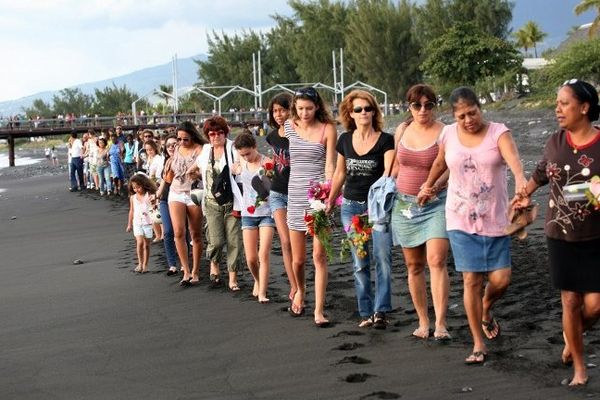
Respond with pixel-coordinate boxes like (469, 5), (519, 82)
(168, 191), (195, 206)
(133, 223), (153, 239)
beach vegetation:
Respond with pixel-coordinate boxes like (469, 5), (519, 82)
(93, 84), (148, 117)
(575, 0), (600, 38)
(52, 88), (94, 116)
(546, 37), (600, 85)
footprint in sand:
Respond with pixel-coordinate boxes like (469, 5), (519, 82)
(330, 330), (365, 338)
(343, 373), (375, 383)
(359, 392), (401, 400)
(335, 342), (364, 351)
(337, 355), (371, 365)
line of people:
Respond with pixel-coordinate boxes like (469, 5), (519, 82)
(121, 81), (599, 387)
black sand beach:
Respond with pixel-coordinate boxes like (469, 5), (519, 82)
(0, 111), (598, 399)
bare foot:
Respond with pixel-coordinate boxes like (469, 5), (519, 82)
(258, 297), (270, 304)
(562, 331), (573, 365)
(412, 326), (430, 339)
(569, 373), (589, 386)
(252, 282), (259, 298)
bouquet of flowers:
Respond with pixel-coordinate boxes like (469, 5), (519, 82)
(585, 175), (600, 210)
(340, 214), (373, 261)
(248, 161), (275, 214)
(304, 180), (341, 261)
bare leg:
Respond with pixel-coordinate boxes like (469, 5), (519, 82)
(426, 239), (450, 334)
(142, 237), (151, 271)
(481, 268), (511, 339)
(134, 236), (144, 272)
(402, 245), (429, 337)
(289, 230), (307, 313)
(243, 228), (260, 296)
(463, 272), (487, 355)
(169, 201), (191, 281)
(273, 208), (297, 300)
(562, 291), (590, 385)
(187, 205), (203, 282)
(258, 226), (274, 302)
(313, 236), (329, 323)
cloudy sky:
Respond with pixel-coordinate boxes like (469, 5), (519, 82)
(0, 0), (595, 103)
(0, 0), (292, 102)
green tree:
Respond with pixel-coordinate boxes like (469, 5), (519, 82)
(575, 0), (600, 37)
(93, 84), (147, 117)
(547, 37), (600, 84)
(264, 14), (302, 84)
(513, 27), (532, 56)
(415, 0), (514, 45)
(52, 88), (94, 116)
(421, 22), (523, 93)
(345, 0), (420, 99)
(157, 84), (174, 108)
(522, 21), (547, 57)
(22, 99), (53, 118)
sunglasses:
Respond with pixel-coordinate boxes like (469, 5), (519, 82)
(177, 137), (191, 142)
(143, 135), (153, 139)
(166, 143), (177, 148)
(562, 79), (593, 99)
(409, 101), (436, 111)
(295, 87), (318, 100)
(208, 130), (225, 137)
(353, 105), (374, 113)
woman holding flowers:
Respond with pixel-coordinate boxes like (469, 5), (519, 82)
(328, 90), (395, 329)
(390, 84), (451, 340)
(418, 87), (527, 365)
(265, 93), (299, 303)
(285, 87), (337, 326)
(513, 79), (600, 386)
(232, 133), (275, 303)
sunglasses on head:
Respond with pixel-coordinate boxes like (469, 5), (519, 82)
(562, 79), (593, 99)
(295, 87), (318, 100)
(353, 105), (374, 113)
(208, 130), (225, 137)
(409, 101), (436, 111)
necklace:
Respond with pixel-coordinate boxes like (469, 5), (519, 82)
(567, 127), (599, 154)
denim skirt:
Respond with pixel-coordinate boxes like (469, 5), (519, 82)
(448, 230), (511, 272)
(391, 190), (448, 248)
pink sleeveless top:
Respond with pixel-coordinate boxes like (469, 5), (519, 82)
(441, 122), (510, 236)
(170, 147), (200, 193)
(395, 139), (440, 196)
(133, 193), (152, 225)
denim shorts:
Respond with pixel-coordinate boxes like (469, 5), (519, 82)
(448, 230), (511, 272)
(269, 190), (288, 212)
(241, 215), (276, 230)
(133, 223), (153, 239)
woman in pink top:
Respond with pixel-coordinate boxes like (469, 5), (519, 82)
(391, 84), (450, 340)
(419, 87), (526, 365)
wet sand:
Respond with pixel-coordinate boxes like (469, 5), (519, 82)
(0, 110), (597, 399)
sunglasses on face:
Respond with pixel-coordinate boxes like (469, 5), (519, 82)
(353, 105), (374, 113)
(208, 130), (225, 137)
(166, 143), (176, 148)
(294, 87), (319, 100)
(409, 101), (436, 111)
(177, 137), (190, 142)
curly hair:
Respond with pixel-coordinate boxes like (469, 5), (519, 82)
(128, 173), (157, 196)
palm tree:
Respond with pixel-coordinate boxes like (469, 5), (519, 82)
(575, 0), (600, 38)
(523, 21), (547, 57)
(513, 28), (532, 56)
(157, 84), (174, 108)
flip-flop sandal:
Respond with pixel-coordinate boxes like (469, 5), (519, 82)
(482, 318), (500, 340)
(434, 328), (452, 341)
(229, 284), (241, 292)
(464, 351), (487, 365)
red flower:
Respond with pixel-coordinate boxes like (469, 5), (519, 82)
(247, 205), (256, 214)
(578, 155), (594, 168)
(264, 161), (274, 171)
(304, 213), (314, 223)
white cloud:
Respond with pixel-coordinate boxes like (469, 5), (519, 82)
(0, 0), (291, 102)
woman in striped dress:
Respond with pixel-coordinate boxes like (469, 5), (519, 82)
(285, 87), (337, 326)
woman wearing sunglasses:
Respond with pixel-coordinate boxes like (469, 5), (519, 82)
(166, 121), (207, 286)
(418, 86), (526, 365)
(193, 116), (244, 291)
(390, 84), (451, 340)
(328, 90), (395, 329)
(285, 87), (337, 326)
(513, 79), (600, 386)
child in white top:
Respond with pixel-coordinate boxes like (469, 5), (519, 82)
(126, 173), (158, 273)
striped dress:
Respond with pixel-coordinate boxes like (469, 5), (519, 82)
(284, 120), (326, 231)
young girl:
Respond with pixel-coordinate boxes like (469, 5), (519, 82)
(126, 173), (158, 273)
(233, 133), (275, 303)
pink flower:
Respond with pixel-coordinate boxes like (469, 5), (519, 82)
(578, 155), (594, 168)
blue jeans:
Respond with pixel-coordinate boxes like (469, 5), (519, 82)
(97, 164), (112, 194)
(340, 198), (393, 317)
(160, 199), (178, 268)
(70, 157), (84, 190)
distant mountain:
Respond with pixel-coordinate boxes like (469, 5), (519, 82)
(0, 54), (207, 116)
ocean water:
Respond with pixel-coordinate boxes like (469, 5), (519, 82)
(0, 153), (44, 169)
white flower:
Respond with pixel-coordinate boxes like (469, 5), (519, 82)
(564, 165), (571, 171)
(401, 208), (414, 219)
(309, 199), (327, 211)
(582, 168), (591, 177)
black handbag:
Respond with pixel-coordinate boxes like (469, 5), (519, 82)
(210, 147), (234, 206)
